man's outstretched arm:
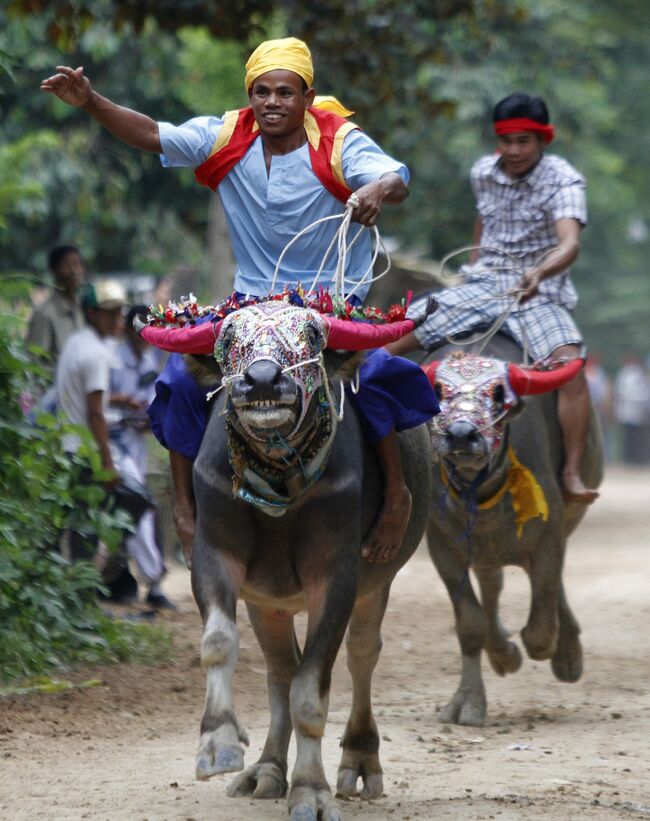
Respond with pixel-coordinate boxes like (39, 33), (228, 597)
(41, 65), (162, 153)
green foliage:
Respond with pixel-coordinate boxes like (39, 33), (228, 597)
(0, 131), (60, 230)
(0, 332), (170, 684)
(176, 29), (248, 115)
(0, 9), (211, 278)
(8, 0), (274, 45)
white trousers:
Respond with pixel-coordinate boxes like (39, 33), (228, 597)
(110, 438), (165, 585)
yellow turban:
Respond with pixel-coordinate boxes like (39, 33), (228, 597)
(245, 37), (314, 91)
(244, 37), (354, 118)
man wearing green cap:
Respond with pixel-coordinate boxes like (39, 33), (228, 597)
(56, 281), (127, 589)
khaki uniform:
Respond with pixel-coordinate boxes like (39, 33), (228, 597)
(26, 289), (84, 366)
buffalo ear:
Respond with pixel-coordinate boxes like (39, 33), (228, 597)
(324, 349), (368, 382)
(183, 353), (222, 388)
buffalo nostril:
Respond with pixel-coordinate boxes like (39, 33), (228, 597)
(445, 421), (480, 450)
(245, 359), (282, 388)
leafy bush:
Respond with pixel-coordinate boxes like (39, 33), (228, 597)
(0, 330), (171, 684)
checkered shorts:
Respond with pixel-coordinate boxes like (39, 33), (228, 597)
(411, 279), (583, 360)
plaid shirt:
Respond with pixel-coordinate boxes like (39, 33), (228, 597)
(462, 153), (587, 310)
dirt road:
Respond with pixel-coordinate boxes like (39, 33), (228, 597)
(2, 466), (649, 821)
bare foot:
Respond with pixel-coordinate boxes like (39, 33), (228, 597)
(361, 485), (412, 563)
(562, 471), (599, 505)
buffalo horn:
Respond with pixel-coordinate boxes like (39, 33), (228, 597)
(507, 358), (584, 396)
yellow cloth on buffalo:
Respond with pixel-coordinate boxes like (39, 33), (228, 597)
(441, 445), (549, 538)
(244, 37), (354, 117)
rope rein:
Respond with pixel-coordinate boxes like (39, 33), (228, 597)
(432, 244), (561, 365)
(270, 199), (392, 300)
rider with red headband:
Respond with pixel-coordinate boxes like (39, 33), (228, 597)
(388, 92), (599, 504)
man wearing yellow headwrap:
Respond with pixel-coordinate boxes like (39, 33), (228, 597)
(41, 38), (436, 563)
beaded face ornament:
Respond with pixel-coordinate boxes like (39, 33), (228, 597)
(214, 302), (328, 435)
(430, 351), (517, 452)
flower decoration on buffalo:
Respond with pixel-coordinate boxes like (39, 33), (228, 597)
(145, 286), (413, 328)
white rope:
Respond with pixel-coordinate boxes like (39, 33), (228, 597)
(270, 212), (345, 295)
(443, 289), (527, 359)
(433, 244), (564, 366)
(271, 199), (393, 301)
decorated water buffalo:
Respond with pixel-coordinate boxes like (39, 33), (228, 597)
(142, 301), (434, 820)
(423, 335), (603, 727)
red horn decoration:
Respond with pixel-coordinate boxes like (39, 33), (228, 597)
(140, 315), (420, 355)
(139, 320), (220, 354)
(422, 361), (441, 388)
(324, 317), (416, 351)
(507, 358), (584, 396)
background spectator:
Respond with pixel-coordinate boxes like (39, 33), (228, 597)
(109, 305), (174, 610)
(613, 354), (650, 465)
(56, 279), (140, 602)
(585, 353), (613, 460)
(26, 245), (86, 368)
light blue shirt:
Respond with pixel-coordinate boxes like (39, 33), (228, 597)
(159, 115), (409, 301)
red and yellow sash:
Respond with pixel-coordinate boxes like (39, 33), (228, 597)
(194, 107), (359, 203)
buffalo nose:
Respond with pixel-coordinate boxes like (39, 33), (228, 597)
(244, 359), (283, 398)
(445, 420), (479, 451)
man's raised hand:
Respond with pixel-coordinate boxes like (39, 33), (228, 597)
(40, 66), (91, 107)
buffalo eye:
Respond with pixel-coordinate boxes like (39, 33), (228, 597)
(216, 322), (235, 364)
(492, 383), (505, 407)
(305, 323), (321, 355)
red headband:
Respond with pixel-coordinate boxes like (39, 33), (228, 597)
(494, 118), (554, 144)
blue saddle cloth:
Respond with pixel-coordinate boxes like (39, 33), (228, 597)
(148, 346), (439, 459)
(148, 353), (208, 460)
(350, 348), (439, 443)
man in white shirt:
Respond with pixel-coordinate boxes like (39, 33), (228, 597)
(57, 280), (125, 478)
(57, 280), (138, 603)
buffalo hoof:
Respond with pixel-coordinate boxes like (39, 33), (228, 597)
(521, 623), (558, 661)
(227, 760), (287, 798)
(289, 786), (342, 821)
(551, 634), (583, 682)
(337, 766), (383, 800)
(337, 747), (383, 800)
(439, 692), (486, 727)
(196, 743), (244, 780)
(487, 641), (522, 676)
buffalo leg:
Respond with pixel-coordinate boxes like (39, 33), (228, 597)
(337, 585), (390, 800)
(227, 603), (300, 799)
(192, 547), (248, 780)
(551, 580), (583, 682)
(474, 566), (522, 676)
(287, 565), (357, 821)
(428, 529), (487, 726)
(521, 544), (562, 660)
